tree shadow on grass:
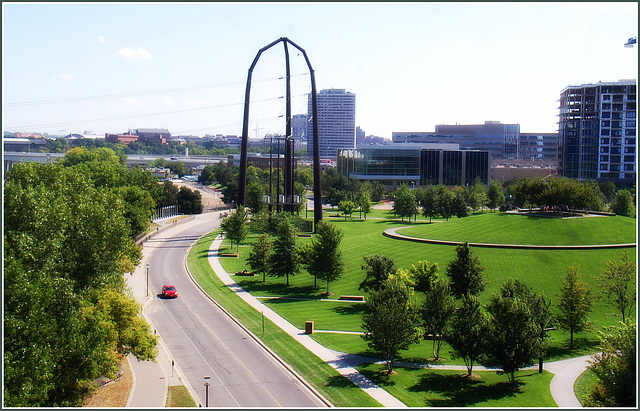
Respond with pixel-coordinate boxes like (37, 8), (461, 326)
(544, 337), (599, 361)
(238, 282), (323, 298)
(331, 304), (367, 316)
(409, 372), (521, 407)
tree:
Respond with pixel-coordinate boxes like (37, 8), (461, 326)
(468, 179), (488, 213)
(268, 218), (300, 286)
(392, 184), (418, 222)
(445, 242), (486, 299)
(361, 276), (423, 375)
(177, 185), (203, 214)
(484, 279), (550, 383)
(486, 179), (505, 212)
(115, 185), (155, 237)
(436, 186), (455, 220)
(302, 220), (345, 294)
(410, 260), (440, 294)
(452, 186), (469, 218)
(556, 266), (594, 349)
(356, 190), (373, 220)
(247, 234), (272, 283)
(446, 294), (487, 377)
(3, 162), (155, 406)
(421, 275), (455, 361)
(611, 189), (636, 218)
(221, 205), (249, 251)
(419, 185), (438, 223)
(598, 250), (636, 322)
(246, 182), (266, 214)
(359, 255), (396, 292)
(585, 320), (636, 407)
(338, 199), (357, 221)
(158, 180), (179, 207)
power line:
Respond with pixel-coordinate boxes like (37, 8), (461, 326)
(4, 73), (309, 107)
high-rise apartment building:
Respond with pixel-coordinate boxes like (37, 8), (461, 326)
(558, 80), (636, 183)
(307, 88), (356, 160)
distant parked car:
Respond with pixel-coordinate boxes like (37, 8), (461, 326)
(162, 284), (178, 298)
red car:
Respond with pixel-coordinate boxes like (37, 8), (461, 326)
(162, 284), (178, 298)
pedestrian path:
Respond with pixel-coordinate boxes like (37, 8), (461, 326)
(208, 234), (407, 408)
(207, 233), (592, 408)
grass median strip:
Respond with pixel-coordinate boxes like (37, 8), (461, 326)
(187, 230), (382, 408)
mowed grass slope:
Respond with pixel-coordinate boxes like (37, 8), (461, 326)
(218, 211), (636, 361)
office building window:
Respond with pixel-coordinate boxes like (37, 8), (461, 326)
(624, 147), (635, 153)
(626, 120), (636, 127)
(599, 164), (608, 171)
(612, 112), (623, 119)
(624, 155), (635, 163)
(600, 155), (609, 162)
(625, 129), (636, 136)
(626, 111), (636, 118)
(602, 111), (611, 118)
(601, 129), (610, 136)
(600, 147), (610, 153)
(601, 120), (611, 127)
(602, 103), (611, 109)
(600, 138), (610, 144)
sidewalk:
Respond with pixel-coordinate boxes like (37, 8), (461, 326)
(206, 233), (592, 408)
(124, 217), (192, 408)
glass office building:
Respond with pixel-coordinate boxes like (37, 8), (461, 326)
(340, 144), (490, 187)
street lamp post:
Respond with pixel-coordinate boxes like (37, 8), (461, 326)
(204, 376), (211, 407)
(146, 263), (149, 297)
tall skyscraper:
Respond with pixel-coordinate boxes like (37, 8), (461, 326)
(307, 88), (356, 159)
(558, 80), (636, 183)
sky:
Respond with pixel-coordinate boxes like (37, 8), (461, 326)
(2, 2), (638, 139)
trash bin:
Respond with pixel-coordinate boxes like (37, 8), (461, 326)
(305, 321), (314, 334)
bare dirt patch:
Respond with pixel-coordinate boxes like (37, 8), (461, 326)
(83, 356), (132, 407)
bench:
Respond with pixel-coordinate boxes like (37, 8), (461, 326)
(298, 233), (313, 237)
(234, 270), (255, 276)
(219, 253), (239, 257)
(339, 295), (365, 301)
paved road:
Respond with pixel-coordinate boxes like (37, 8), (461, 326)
(143, 213), (327, 407)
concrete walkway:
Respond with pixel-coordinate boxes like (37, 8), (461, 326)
(123, 212), (592, 408)
(206, 234), (591, 408)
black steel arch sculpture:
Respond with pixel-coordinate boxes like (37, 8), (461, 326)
(237, 37), (322, 229)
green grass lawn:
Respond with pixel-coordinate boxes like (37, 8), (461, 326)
(188, 231), (381, 408)
(219, 211), (636, 361)
(208, 209), (635, 406)
(356, 364), (557, 407)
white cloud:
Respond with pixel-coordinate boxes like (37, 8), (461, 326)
(95, 35), (106, 43)
(164, 99), (177, 107)
(51, 73), (75, 80)
(116, 47), (153, 60)
(181, 99), (208, 105)
(122, 98), (145, 107)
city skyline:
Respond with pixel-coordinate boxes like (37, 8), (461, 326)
(2, 2), (637, 138)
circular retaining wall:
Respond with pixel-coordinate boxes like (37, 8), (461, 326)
(383, 227), (636, 250)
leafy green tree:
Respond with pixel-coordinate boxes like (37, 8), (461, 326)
(268, 217), (300, 286)
(177, 185), (203, 214)
(598, 250), (636, 322)
(486, 179), (505, 212)
(158, 180), (179, 207)
(556, 266), (594, 349)
(247, 234), (272, 283)
(421, 185), (439, 223)
(338, 199), (357, 220)
(611, 189), (636, 218)
(245, 182), (266, 213)
(221, 205), (249, 251)
(356, 190), (373, 220)
(359, 254), (396, 292)
(436, 186), (455, 220)
(468, 179), (488, 213)
(115, 185), (155, 237)
(392, 184), (418, 222)
(452, 186), (469, 218)
(362, 276), (423, 375)
(585, 320), (636, 407)
(446, 294), (487, 377)
(421, 275), (455, 361)
(445, 242), (486, 299)
(409, 260), (440, 294)
(365, 180), (386, 203)
(302, 220), (345, 294)
(3, 162), (154, 406)
(484, 279), (545, 384)
(598, 180), (617, 203)
(511, 176), (545, 209)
